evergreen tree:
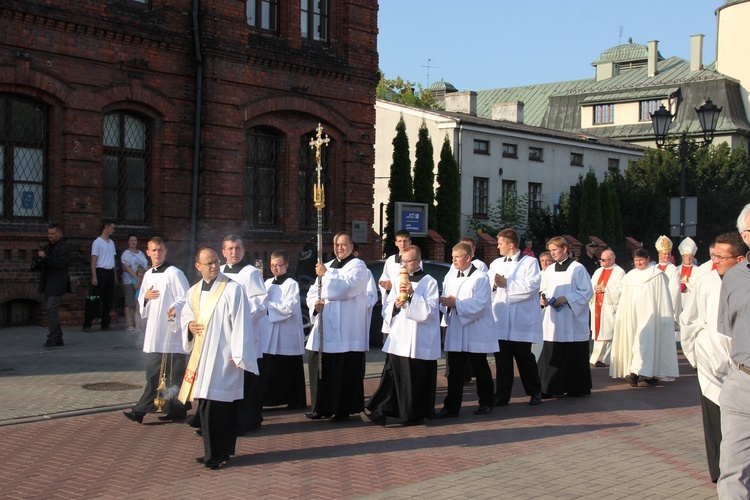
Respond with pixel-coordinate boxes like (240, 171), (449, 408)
(413, 121), (436, 230)
(602, 174), (624, 246)
(435, 134), (460, 256)
(578, 169), (602, 243)
(385, 116), (413, 252)
(599, 181), (616, 244)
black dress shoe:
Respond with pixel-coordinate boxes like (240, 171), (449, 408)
(403, 417), (425, 426)
(594, 361), (608, 367)
(493, 397), (509, 407)
(360, 411), (386, 425)
(330, 414), (350, 423)
(195, 457), (206, 464)
(529, 393), (542, 406)
(625, 373), (639, 387)
(540, 393), (555, 399)
(304, 411), (332, 420)
(643, 377), (659, 386)
(158, 413), (187, 421)
(123, 410), (145, 424)
(434, 408), (459, 419)
(43, 339), (59, 348)
(473, 405), (493, 415)
(203, 456), (229, 470)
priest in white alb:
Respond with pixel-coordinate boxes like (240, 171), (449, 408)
(180, 247), (257, 470)
(676, 236), (699, 294)
(610, 247), (679, 387)
(589, 249), (625, 368)
(655, 235), (681, 322)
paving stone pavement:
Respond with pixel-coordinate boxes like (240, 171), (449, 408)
(0, 326), (717, 498)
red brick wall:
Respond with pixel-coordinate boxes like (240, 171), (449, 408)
(0, 0), (379, 325)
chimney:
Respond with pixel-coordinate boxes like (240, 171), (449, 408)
(648, 40), (659, 77)
(445, 91), (477, 116)
(690, 34), (704, 72)
(595, 61), (619, 81)
(491, 101), (524, 124)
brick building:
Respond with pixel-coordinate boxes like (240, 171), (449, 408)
(0, 0), (379, 326)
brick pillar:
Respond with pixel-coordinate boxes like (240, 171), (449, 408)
(477, 232), (498, 266)
(424, 230), (446, 262)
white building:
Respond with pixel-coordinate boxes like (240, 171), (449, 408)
(374, 95), (644, 240)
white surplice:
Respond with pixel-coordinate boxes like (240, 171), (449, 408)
(540, 261), (593, 343)
(488, 253), (542, 344)
(263, 276), (305, 356)
(305, 257), (369, 353)
(441, 266), (496, 353)
(382, 273), (441, 360)
(138, 265), (190, 354)
(222, 264), (267, 358)
(679, 270), (732, 405)
(181, 276), (258, 402)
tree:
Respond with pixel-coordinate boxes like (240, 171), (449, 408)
(435, 135), (460, 256)
(413, 121), (436, 230)
(467, 191), (529, 238)
(599, 181), (616, 244)
(385, 116), (413, 253)
(376, 73), (438, 109)
(578, 169), (602, 243)
(602, 173), (624, 245)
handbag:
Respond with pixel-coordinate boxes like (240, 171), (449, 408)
(84, 285), (102, 319)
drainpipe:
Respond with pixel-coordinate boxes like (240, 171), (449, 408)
(189, 0), (204, 262)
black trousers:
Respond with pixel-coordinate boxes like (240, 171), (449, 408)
(701, 395), (722, 483)
(443, 351), (494, 413)
(83, 268), (115, 328)
(198, 399), (237, 461)
(494, 340), (542, 403)
(46, 294), (63, 341)
(133, 352), (188, 416)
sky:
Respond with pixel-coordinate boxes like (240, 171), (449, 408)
(377, 0), (722, 91)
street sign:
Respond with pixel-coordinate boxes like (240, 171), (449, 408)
(670, 197), (697, 237)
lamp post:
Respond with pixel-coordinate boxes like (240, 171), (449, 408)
(650, 98), (722, 238)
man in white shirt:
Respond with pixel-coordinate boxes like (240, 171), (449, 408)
(83, 220), (117, 332)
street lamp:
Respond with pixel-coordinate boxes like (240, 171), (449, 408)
(650, 98), (722, 238)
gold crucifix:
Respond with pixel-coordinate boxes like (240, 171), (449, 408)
(309, 123), (330, 210)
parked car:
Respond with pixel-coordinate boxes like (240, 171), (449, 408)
(366, 259), (453, 347)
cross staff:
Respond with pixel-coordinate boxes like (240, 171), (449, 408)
(309, 123), (329, 378)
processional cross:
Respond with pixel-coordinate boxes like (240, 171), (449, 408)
(309, 123), (329, 377)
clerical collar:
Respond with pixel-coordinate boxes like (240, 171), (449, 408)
(271, 273), (290, 285)
(201, 278), (216, 291)
(456, 265), (476, 278)
(408, 269), (426, 282)
(151, 262), (172, 273)
(223, 261), (246, 274)
(330, 253), (355, 269)
(505, 251), (521, 262)
(554, 259), (572, 272)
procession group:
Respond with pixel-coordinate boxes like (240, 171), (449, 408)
(79, 206), (749, 493)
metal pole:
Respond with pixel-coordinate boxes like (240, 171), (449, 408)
(309, 124), (330, 378)
(679, 131), (688, 239)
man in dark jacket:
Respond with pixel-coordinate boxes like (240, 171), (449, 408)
(37, 223), (72, 347)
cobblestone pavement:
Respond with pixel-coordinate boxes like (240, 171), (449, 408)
(0, 326), (715, 498)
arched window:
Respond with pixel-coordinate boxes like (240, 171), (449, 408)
(298, 131), (332, 229)
(102, 112), (151, 224)
(0, 95), (46, 220)
(245, 128), (279, 227)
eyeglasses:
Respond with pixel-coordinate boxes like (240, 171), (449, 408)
(400, 259), (418, 265)
(269, 263), (288, 269)
(710, 253), (738, 262)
